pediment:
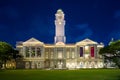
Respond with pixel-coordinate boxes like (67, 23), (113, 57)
(25, 38), (40, 42)
(55, 42), (65, 46)
(23, 38), (44, 46)
(76, 38), (98, 45)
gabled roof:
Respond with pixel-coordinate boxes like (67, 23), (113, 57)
(23, 38), (44, 46)
(76, 38), (98, 45)
(25, 38), (40, 42)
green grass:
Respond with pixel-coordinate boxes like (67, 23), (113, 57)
(0, 69), (120, 80)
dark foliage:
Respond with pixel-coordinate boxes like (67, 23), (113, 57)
(100, 40), (120, 68)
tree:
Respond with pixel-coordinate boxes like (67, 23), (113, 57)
(12, 49), (23, 62)
(99, 40), (120, 68)
(0, 42), (22, 69)
(0, 42), (14, 69)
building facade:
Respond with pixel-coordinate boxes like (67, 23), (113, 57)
(16, 9), (104, 69)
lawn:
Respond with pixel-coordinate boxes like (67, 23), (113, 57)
(0, 69), (120, 80)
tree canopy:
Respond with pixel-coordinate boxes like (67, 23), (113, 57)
(99, 40), (120, 68)
(0, 41), (22, 69)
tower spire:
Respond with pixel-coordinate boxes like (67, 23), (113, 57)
(54, 9), (66, 43)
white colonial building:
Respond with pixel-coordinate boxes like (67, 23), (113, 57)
(16, 9), (104, 69)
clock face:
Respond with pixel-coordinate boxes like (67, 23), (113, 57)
(58, 15), (62, 19)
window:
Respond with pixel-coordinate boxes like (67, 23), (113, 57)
(58, 51), (62, 59)
(85, 46), (89, 54)
(71, 48), (75, 58)
(80, 47), (83, 57)
(37, 47), (41, 57)
(72, 51), (74, 58)
(25, 47), (29, 57)
(31, 47), (35, 57)
(67, 51), (69, 58)
(51, 52), (53, 59)
(46, 52), (48, 59)
(57, 48), (63, 59)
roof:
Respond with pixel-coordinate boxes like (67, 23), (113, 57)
(76, 38), (98, 45)
(55, 42), (65, 46)
(23, 38), (44, 46)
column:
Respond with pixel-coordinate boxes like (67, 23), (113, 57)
(29, 47), (32, 58)
(35, 47), (37, 57)
(62, 48), (63, 59)
(83, 46), (85, 59)
(94, 45), (97, 58)
(23, 46), (26, 58)
(42, 47), (44, 58)
(76, 46), (79, 59)
(69, 48), (71, 58)
(54, 48), (56, 59)
(63, 47), (64, 59)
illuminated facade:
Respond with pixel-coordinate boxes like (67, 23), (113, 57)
(16, 9), (104, 69)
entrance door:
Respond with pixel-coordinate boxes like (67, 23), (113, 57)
(58, 60), (63, 69)
(58, 64), (62, 69)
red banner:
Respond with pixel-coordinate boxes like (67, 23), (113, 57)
(91, 47), (94, 57)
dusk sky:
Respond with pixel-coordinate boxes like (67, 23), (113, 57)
(0, 0), (120, 47)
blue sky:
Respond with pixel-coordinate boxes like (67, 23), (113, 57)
(0, 0), (120, 47)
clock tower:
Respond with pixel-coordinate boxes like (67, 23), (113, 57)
(54, 9), (66, 43)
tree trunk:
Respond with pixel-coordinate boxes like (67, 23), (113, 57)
(3, 60), (7, 69)
(0, 63), (2, 69)
(117, 65), (120, 69)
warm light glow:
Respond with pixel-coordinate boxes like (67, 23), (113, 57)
(85, 54), (89, 59)
(59, 22), (61, 24)
(85, 46), (89, 50)
(58, 51), (62, 58)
